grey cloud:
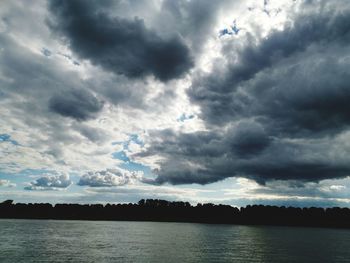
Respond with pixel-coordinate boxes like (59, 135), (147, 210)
(73, 123), (108, 143)
(48, 0), (193, 81)
(0, 35), (88, 145)
(158, 0), (231, 53)
(49, 89), (104, 121)
(250, 180), (349, 200)
(25, 173), (72, 190)
(226, 196), (350, 209)
(0, 5), (160, 174)
(76, 184), (205, 204)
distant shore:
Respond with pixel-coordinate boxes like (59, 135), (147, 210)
(1, 199), (350, 229)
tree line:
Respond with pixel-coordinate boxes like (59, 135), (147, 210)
(1, 199), (350, 228)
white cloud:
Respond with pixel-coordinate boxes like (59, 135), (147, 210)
(78, 168), (144, 187)
(0, 179), (16, 188)
(25, 173), (72, 191)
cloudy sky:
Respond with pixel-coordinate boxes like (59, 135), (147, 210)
(1, 0), (350, 207)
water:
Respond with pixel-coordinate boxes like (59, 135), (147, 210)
(0, 219), (349, 262)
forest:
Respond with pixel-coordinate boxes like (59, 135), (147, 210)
(1, 199), (350, 229)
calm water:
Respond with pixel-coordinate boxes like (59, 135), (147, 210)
(0, 219), (349, 262)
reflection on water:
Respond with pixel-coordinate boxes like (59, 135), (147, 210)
(0, 219), (349, 262)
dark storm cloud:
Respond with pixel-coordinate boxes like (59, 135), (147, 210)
(49, 89), (104, 121)
(140, 1), (350, 185)
(48, 0), (193, 81)
(229, 121), (270, 158)
(141, 127), (350, 185)
(189, 3), (350, 130)
(246, 54), (350, 136)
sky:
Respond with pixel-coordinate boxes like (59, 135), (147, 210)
(1, 0), (350, 207)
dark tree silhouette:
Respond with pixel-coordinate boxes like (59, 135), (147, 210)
(0, 199), (349, 229)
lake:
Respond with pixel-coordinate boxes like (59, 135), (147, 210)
(0, 219), (349, 262)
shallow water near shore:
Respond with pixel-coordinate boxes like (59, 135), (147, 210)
(0, 219), (349, 262)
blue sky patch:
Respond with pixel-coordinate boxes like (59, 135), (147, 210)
(177, 113), (195, 122)
(0, 134), (19, 145)
(112, 151), (130, 162)
(41, 47), (52, 57)
(219, 20), (240, 37)
(112, 134), (144, 149)
(128, 134), (144, 146)
(120, 161), (152, 175)
(113, 149), (151, 176)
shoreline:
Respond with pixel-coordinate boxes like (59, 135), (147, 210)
(1, 199), (350, 229)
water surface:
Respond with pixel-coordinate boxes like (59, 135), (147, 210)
(0, 219), (349, 262)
